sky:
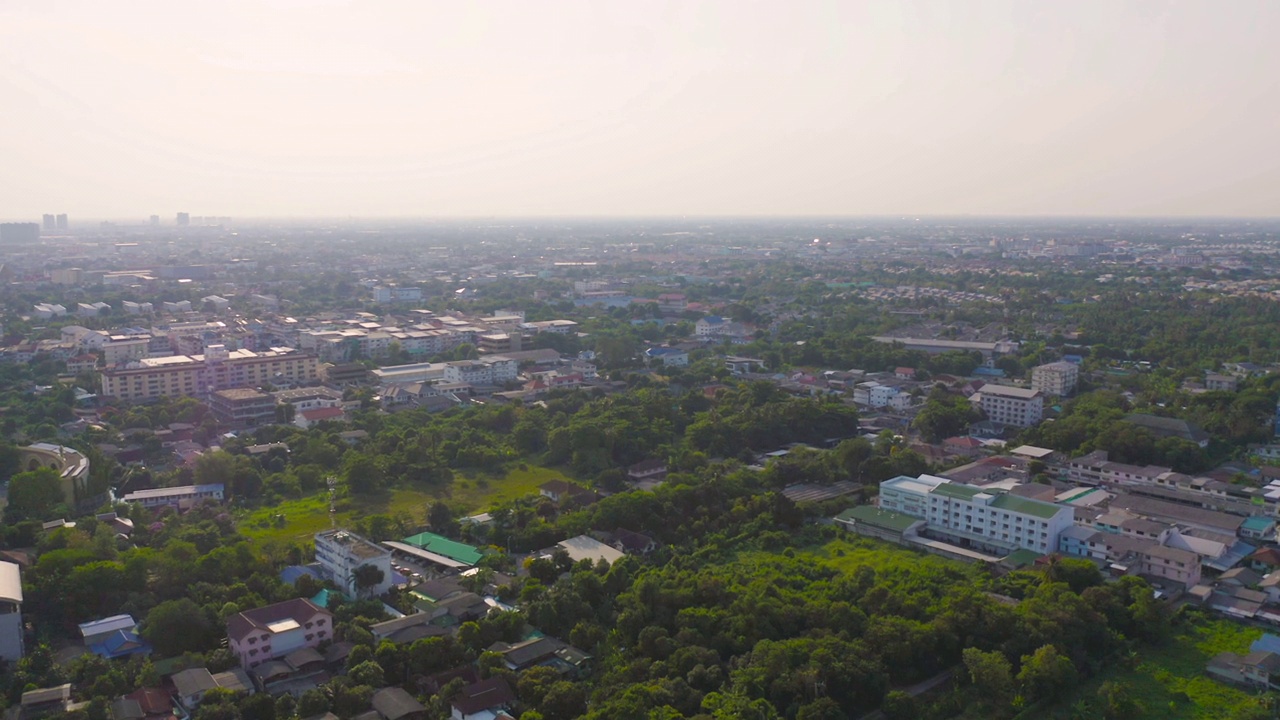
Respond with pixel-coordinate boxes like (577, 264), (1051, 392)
(1, 1), (1278, 220)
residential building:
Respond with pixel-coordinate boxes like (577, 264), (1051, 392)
(0, 561), (23, 662)
(645, 347), (688, 367)
(227, 598), (334, 669)
(373, 687), (427, 720)
(209, 388), (276, 428)
(879, 474), (1073, 555)
(100, 347), (319, 402)
(121, 484), (224, 509)
(449, 678), (515, 720)
(79, 615), (150, 659)
(103, 337), (152, 366)
(1031, 361), (1079, 397)
(314, 530), (395, 599)
(971, 385), (1043, 427)
(1205, 374), (1240, 392)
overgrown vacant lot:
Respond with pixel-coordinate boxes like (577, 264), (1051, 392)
(238, 464), (572, 544)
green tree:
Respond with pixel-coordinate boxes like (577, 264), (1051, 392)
(1017, 644), (1078, 704)
(5, 467), (65, 521)
(880, 690), (918, 720)
(962, 647), (1014, 708)
(353, 564), (386, 599)
(142, 599), (218, 656)
(348, 660), (386, 688)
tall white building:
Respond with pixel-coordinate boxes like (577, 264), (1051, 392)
(879, 474), (1074, 555)
(314, 529), (395, 599)
(0, 561), (23, 662)
(1031, 361), (1079, 397)
(972, 385), (1044, 427)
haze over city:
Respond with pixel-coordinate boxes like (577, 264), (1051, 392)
(3, 0), (1279, 219)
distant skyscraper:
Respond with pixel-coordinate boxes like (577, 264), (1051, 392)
(150, 215), (160, 226)
(56, 214), (67, 229)
(42, 214), (55, 230)
(176, 212), (190, 226)
(0, 223), (40, 244)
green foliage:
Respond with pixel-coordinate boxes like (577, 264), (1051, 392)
(5, 467), (65, 522)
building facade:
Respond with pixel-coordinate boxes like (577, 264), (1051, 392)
(101, 347), (318, 402)
(227, 598), (333, 670)
(879, 474), (1073, 555)
(1031, 361), (1079, 397)
(973, 385), (1044, 427)
(314, 529), (395, 599)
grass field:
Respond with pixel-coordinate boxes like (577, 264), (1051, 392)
(238, 464), (572, 545)
(1028, 614), (1269, 719)
(806, 536), (980, 577)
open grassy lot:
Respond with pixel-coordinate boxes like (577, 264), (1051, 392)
(238, 464), (572, 545)
(1026, 614), (1270, 719)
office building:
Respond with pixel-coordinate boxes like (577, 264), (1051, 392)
(879, 474), (1074, 555)
(56, 214), (67, 229)
(100, 346), (319, 402)
(1031, 361), (1079, 397)
(42, 215), (55, 230)
(176, 212), (189, 226)
(972, 384), (1044, 427)
(314, 529), (395, 599)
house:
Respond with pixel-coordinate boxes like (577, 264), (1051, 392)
(16, 685), (72, 720)
(373, 688), (426, 720)
(612, 528), (658, 555)
(450, 677), (516, 720)
(227, 598), (334, 669)
(724, 356), (766, 375)
(538, 480), (598, 506)
(1240, 516), (1277, 542)
(1207, 651), (1280, 690)
(1205, 374), (1239, 392)
(942, 436), (986, 459)
(1248, 547), (1280, 574)
(552, 535), (624, 566)
(171, 669), (218, 711)
(644, 347), (688, 367)
(122, 688), (172, 720)
(894, 367), (916, 380)
(295, 406), (346, 429)
(370, 614), (450, 645)
(626, 459), (667, 482)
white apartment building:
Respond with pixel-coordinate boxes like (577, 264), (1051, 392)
(973, 385), (1044, 427)
(103, 337), (151, 365)
(880, 474), (1074, 555)
(443, 357), (517, 386)
(1031, 361), (1080, 397)
(315, 529), (395, 598)
(0, 561), (23, 662)
(101, 347), (319, 402)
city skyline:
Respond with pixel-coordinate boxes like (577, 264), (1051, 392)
(3, 0), (1279, 219)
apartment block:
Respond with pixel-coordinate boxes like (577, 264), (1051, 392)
(209, 388), (276, 428)
(100, 346), (318, 402)
(972, 384), (1043, 427)
(1031, 361), (1079, 397)
(315, 529), (395, 599)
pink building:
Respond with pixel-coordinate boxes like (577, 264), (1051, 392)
(227, 598), (333, 669)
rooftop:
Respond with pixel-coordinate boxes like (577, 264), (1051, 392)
(989, 493), (1065, 520)
(835, 505), (921, 532)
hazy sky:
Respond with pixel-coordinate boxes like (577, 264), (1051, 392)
(2, 1), (1278, 219)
